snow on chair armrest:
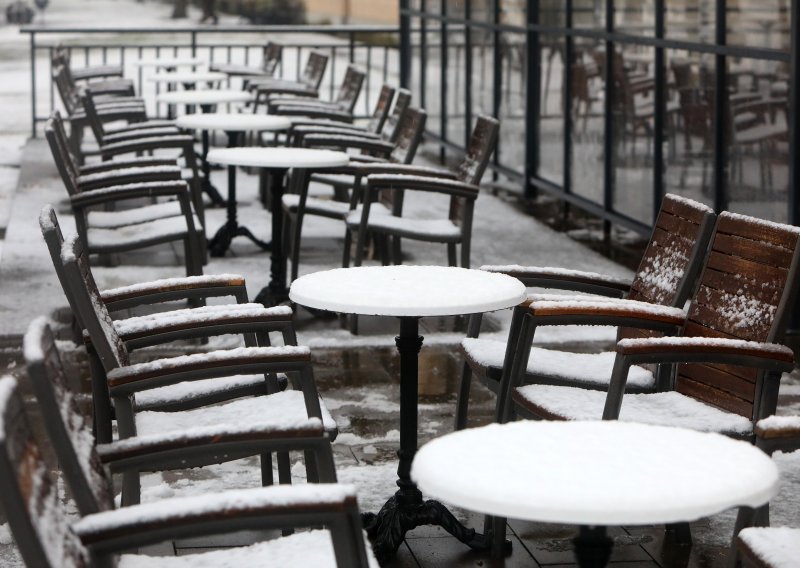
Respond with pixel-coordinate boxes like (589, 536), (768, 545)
(69, 180), (191, 208)
(100, 274), (247, 305)
(366, 174), (480, 198)
(527, 296), (687, 328)
(99, 134), (195, 155)
(79, 157), (178, 174)
(77, 164), (182, 190)
(480, 264), (632, 295)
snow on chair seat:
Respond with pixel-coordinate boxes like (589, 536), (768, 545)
(282, 194), (351, 218)
(351, 213), (463, 241)
(737, 527), (800, 568)
(512, 385), (754, 437)
(86, 214), (200, 252)
(460, 338), (656, 391)
(87, 200), (189, 229)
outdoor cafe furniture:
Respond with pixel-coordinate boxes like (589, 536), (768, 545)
(176, 113), (292, 256)
(211, 41), (283, 77)
(147, 70), (227, 87)
(207, 147), (349, 305)
(501, 211), (799, 433)
(264, 64), (365, 117)
(156, 88), (253, 115)
(132, 55), (205, 70)
(411, 420), (779, 567)
(247, 50), (329, 104)
(455, 194), (716, 430)
(54, 44), (126, 82)
(0, 375), (377, 568)
(282, 107), (427, 283)
(289, 264), (527, 564)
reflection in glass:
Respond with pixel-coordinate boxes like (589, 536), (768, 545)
(574, 0), (604, 28)
(497, 32), (527, 172)
(614, 0), (653, 36)
(538, 34), (565, 184)
(666, 0), (715, 42)
(445, 27), (466, 145)
(727, 0), (791, 51)
(571, 39), (604, 203)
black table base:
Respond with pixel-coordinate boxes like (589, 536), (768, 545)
(255, 168), (290, 306)
(200, 129), (226, 206)
(573, 526), (614, 568)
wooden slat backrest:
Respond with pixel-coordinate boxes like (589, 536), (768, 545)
(334, 65), (365, 112)
(300, 51), (329, 90)
(45, 111), (81, 196)
(0, 378), (88, 568)
(384, 88), (411, 142)
(388, 107), (427, 165)
(26, 320), (115, 516)
(262, 41), (283, 75)
(79, 90), (109, 144)
(675, 212), (800, 418)
(52, 64), (79, 114)
(63, 235), (131, 371)
(619, 194), (715, 342)
(366, 84), (395, 134)
(449, 116), (500, 225)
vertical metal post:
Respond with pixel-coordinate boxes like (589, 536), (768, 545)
(440, 0), (448, 162)
(603, 0), (615, 225)
(399, 0), (412, 89)
(465, 0), (473, 147)
(191, 30), (197, 57)
(653, 0), (665, 222)
(712, 0), (727, 213)
(788, 0), (799, 226)
(492, 0), (502, 177)
(420, 0), (427, 108)
(349, 31), (355, 62)
(524, 0), (541, 199)
(564, 0), (574, 196)
(30, 32), (37, 138)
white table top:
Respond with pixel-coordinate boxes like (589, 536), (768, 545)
(207, 147), (349, 169)
(157, 89), (253, 105)
(133, 57), (205, 68)
(289, 265), (527, 317)
(176, 113), (291, 132)
(148, 71), (227, 83)
(411, 421), (779, 526)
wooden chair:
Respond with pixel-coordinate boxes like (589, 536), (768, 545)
(282, 107), (428, 282)
(249, 50), (329, 106)
(0, 376), (375, 567)
(54, 44), (126, 83)
(503, 211), (799, 437)
(455, 194), (716, 429)
(267, 64), (366, 117)
(211, 41), (283, 77)
(347, 115), (500, 270)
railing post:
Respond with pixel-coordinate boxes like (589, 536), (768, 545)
(524, 0), (540, 200)
(349, 30), (355, 62)
(399, 0), (411, 89)
(30, 31), (37, 138)
(191, 30), (197, 57)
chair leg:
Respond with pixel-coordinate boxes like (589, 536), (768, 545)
(392, 235), (402, 265)
(304, 449), (320, 483)
(447, 242), (457, 266)
(121, 471), (142, 507)
(261, 452), (275, 486)
(454, 362), (474, 431)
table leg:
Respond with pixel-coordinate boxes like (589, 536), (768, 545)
(255, 168), (289, 306)
(362, 317), (491, 565)
(573, 526), (613, 568)
(200, 128), (226, 206)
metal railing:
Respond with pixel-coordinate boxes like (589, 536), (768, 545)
(21, 24), (403, 138)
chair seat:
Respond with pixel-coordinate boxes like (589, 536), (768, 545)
(118, 528), (378, 568)
(136, 389), (338, 438)
(346, 210), (461, 241)
(86, 214), (200, 252)
(134, 373), (281, 410)
(282, 194), (351, 219)
(460, 338), (656, 391)
(88, 201), (186, 229)
(311, 172), (357, 188)
(512, 384), (754, 437)
(72, 64), (124, 80)
(738, 526), (800, 568)
(210, 63), (271, 76)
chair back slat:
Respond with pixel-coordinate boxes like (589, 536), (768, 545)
(80, 90), (108, 143)
(0, 378), (88, 568)
(384, 88), (411, 142)
(39, 205), (85, 328)
(45, 111), (81, 196)
(52, 64), (79, 114)
(262, 41), (283, 75)
(456, 115), (500, 185)
(24, 319), (115, 516)
(366, 84), (395, 134)
(301, 51), (329, 90)
(62, 234), (131, 371)
(389, 107), (426, 165)
(334, 65), (365, 113)
(675, 212), (800, 418)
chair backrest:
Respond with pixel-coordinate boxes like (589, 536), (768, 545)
(365, 84), (395, 134)
(53, 64), (79, 115)
(333, 65), (365, 113)
(80, 89), (109, 144)
(24, 318), (115, 516)
(61, 233), (131, 372)
(300, 50), (329, 90)
(0, 377), (88, 568)
(388, 106), (426, 165)
(456, 115), (500, 185)
(677, 212), (800, 420)
(39, 205), (85, 326)
(383, 88), (411, 142)
(45, 111), (81, 196)
(619, 194), (716, 342)
(262, 41), (283, 75)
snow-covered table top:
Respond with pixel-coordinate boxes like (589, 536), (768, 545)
(148, 71), (227, 83)
(289, 265), (527, 317)
(156, 89), (253, 105)
(176, 113), (291, 133)
(411, 420), (779, 526)
(207, 147), (349, 169)
(133, 57), (205, 67)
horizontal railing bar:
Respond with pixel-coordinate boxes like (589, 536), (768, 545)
(21, 24), (401, 34)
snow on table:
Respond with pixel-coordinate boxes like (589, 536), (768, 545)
(132, 57), (205, 68)
(207, 147), (349, 169)
(157, 90), (253, 105)
(411, 420), (778, 526)
(176, 113), (291, 133)
(148, 71), (227, 83)
(289, 265), (527, 317)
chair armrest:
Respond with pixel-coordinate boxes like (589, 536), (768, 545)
(289, 119), (368, 133)
(102, 126), (181, 145)
(80, 157), (178, 174)
(272, 105), (352, 122)
(755, 415), (800, 454)
(302, 134), (394, 156)
(480, 265), (632, 297)
(78, 164), (182, 191)
(338, 163), (455, 178)
(71, 66), (124, 81)
(527, 296), (687, 331)
(99, 134), (195, 156)
(615, 336), (795, 370)
(292, 125), (380, 140)
(100, 273), (248, 311)
(106, 345), (311, 396)
(366, 174), (480, 199)
(105, 120), (176, 134)
(253, 83), (318, 97)
(73, 485), (358, 555)
(69, 180), (191, 209)
(72, 106), (147, 124)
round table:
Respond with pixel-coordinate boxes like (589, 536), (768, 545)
(132, 57), (205, 69)
(157, 89), (253, 112)
(290, 266), (527, 563)
(411, 420), (779, 567)
(208, 147), (349, 304)
(148, 71), (227, 84)
(176, 114), (292, 256)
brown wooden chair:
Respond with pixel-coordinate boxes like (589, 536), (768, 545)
(455, 194), (717, 429)
(267, 64), (366, 117)
(54, 44), (126, 83)
(0, 375), (376, 567)
(249, 50), (329, 106)
(211, 41), (283, 77)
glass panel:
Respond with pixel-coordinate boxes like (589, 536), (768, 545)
(574, 0), (605, 28)
(571, 38), (605, 202)
(726, 58), (790, 222)
(445, 26), (467, 145)
(446, 0), (466, 18)
(727, 1), (791, 51)
(611, 44), (655, 221)
(500, 0), (527, 28)
(538, 34), (565, 184)
(614, 0), (654, 36)
(540, 0), (566, 27)
(666, 0), (715, 42)
(663, 50), (715, 208)
(498, 31), (528, 174)
(423, 27), (443, 140)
